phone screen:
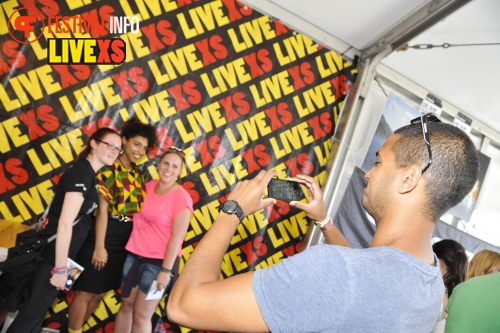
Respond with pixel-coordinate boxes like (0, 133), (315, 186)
(267, 178), (305, 202)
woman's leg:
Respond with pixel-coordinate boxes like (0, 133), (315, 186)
(68, 291), (106, 331)
(67, 328), (82, 333)
(113, 286), (139, 333)
(130, 263), (172, 333)
(131, 289), (161, 333)
(84, 292), (107, 321)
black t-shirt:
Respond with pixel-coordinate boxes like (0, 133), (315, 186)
(40, 158), (98, 260)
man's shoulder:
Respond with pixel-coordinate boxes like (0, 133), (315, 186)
(306, 244), (400, 258)
(314, 244), (401, 258)
(302, 245), (403, 271)
(312, 245), (439, 276)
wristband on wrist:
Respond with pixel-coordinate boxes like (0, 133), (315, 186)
(314, 216), (333, 231)
(160, 267), (173, 275)
(52, 266), (67, 274)
(319, 219), (334, 231)
(53, 270), (67, 274)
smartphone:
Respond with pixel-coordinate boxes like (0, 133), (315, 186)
(267, 178), (305, 202)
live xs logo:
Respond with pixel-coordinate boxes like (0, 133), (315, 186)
(7, 6), (127, 64)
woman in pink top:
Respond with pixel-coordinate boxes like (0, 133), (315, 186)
(113, 147), (193, 333)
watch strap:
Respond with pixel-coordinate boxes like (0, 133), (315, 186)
(220, 200), (245, 223)
(234, 206), (245, 223)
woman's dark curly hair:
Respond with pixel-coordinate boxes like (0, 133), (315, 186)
(121, 117), (157, 148)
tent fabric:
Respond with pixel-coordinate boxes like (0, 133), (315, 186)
(333, 167), (500, 253)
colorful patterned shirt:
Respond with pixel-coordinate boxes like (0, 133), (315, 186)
(97, 160), (146, 216)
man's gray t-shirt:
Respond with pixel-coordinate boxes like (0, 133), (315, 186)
(253, 245), (443, 333)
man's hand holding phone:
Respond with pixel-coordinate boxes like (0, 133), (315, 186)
(287, 174), (328, 222)
(227, 170), (277, 218)
(267, 178), (306, 203)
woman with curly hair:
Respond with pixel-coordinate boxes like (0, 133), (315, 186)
(68, 118), (157, 333)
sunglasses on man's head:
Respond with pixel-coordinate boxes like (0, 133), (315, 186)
(410, 113), (441, 174)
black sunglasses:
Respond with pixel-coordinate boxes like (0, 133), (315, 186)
(410, 113), (441, 173)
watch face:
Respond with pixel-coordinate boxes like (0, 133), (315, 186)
(223, 200), (238, 213)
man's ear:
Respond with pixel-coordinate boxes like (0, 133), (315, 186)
(399, 165), (422, 194)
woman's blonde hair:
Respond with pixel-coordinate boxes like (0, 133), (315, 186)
(467, 249), (500, 280)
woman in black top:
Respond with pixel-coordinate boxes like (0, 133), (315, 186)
(6, 128), (122, 333)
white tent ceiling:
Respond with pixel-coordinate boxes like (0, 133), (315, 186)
(241, 0), (500, 141)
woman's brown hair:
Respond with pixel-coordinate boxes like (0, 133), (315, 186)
(78, 127), (120, 160)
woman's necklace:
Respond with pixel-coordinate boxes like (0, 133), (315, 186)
(118, 156), (132, 171)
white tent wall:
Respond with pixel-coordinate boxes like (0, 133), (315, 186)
(240, 0), (500, 250)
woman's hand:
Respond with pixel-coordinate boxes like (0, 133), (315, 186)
(156, 271), (172, 291)
(92, 247), (108, 270)
(50, 271), (68, 290)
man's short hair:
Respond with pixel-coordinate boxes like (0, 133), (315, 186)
(393, 122), (479, 219)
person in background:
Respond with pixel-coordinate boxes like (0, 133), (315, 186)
(113, 147), (193, 333)
(167, 117), (479, 333)
(432, 239), (468, 319)
(444, 273), (500, 332)
(6, 128), (122, 333)
(68, 118), (157, 333)
(466, 248), (500, 280)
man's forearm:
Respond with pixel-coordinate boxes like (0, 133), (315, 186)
(168, 170), (278, 332)
(170, 212), (240, 294)
(321, 219), (352, 247)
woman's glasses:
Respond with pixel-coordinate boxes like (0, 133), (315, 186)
(96, 139), (123, 154)
(410, 113), (441, 173)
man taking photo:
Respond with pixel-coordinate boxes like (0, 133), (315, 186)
(168, 115), (479, 333)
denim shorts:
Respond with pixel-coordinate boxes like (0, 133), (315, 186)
(121, 253), (163, 295)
